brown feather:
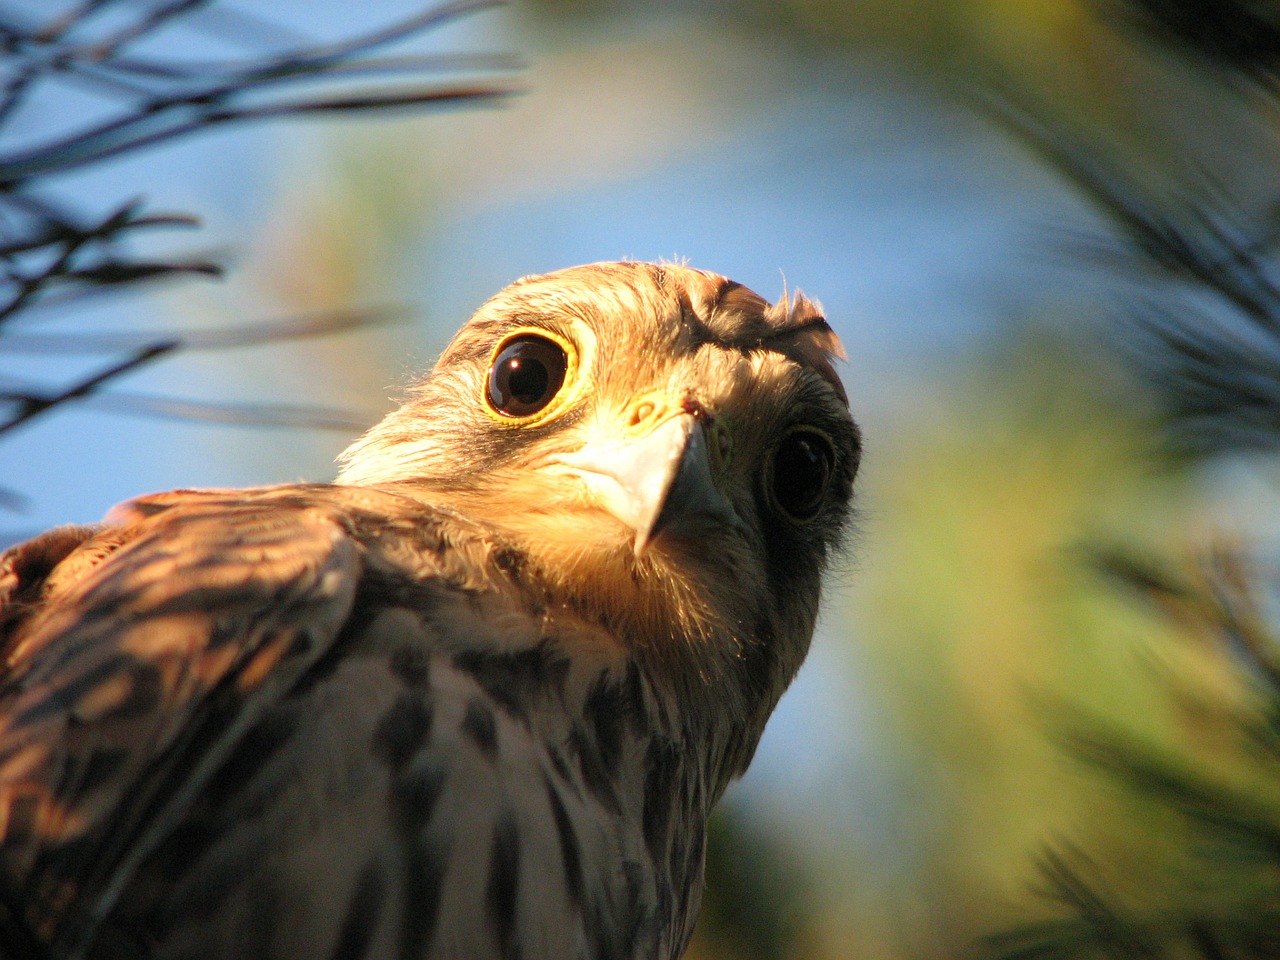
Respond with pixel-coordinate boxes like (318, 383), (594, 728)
(0, 262), (859, 960)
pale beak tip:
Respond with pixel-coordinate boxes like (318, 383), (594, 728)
(632, 518), (657, 558)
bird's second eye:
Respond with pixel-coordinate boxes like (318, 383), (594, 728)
(487, 334), (569, 418)
(769, 429), (835, 521)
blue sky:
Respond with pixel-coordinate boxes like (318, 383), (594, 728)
(3, 6), (1100, 528)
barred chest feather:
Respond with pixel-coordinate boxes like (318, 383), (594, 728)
(0, 260), (859, 960)
(0, 486), (717, 960)
(118, 607), (712, 960)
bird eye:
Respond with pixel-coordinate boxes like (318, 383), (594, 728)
(770, 429), (835, 521)
(487, 334), (569, 419)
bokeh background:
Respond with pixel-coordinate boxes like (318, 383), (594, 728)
(6, 1), (1280, 958)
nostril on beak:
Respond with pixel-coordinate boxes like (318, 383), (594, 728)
(628, 401), (654, 428)
(680, 395), (714, 425)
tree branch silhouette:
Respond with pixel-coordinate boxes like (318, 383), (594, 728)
(0, 0), (516, 478)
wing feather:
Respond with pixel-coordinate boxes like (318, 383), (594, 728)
(0, 489), (364, 955)
(0, 480), (698, 960)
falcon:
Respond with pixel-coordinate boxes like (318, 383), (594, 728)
(0, 262), (860, 960)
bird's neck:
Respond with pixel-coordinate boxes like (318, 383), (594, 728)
(371, 479), (772, 794)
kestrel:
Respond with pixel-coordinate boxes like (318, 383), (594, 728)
(0, 262), (860, 960)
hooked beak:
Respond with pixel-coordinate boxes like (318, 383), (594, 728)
(551, 411), (739, 556)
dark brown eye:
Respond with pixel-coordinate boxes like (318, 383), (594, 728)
(770, 430), (835, 521)
(487, 334), (568, 418)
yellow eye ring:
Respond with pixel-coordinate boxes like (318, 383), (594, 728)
(483, 326), (580, 427)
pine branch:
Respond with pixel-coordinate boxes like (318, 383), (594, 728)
(984, 3), (1280, 957)
(0, 0), (517, 474)
(1096, 0), (1280, 88)
(0, 341), (177, 438)
(990, 544), (1280, 960)
(986, 96), (1280, 455)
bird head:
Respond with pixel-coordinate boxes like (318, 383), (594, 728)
(338, 262), (860, 782)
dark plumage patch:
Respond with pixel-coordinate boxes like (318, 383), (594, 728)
(542, 773), (583, 908)
(618, 860), (654, 958)
(453, 643), (569, 720)
(68, 745), (130, 797)
(207, 620), (255, 651)
(130, 823), (225, 922)
(391, 760), (447, 828)
(460, 698), (498, 758)
(583, 678), (624, 772)
(490, 548), (526, 585)
(388, 644), (431, 688)
(621, 661), (648, 737)
(12, 655), (137, 726)
(283, 632), (315, 662)
(372, 692), (434, 771)
(546, 746), (578, 800)
(568, 726), (620, 817)
(642, 739), (680, 866)
(329, 857), (385, 960)
(680, 817), (705, 901)
(584, 900), (624, 960)
(286, 595), (385, 701)
(400, 834), (451, 960)
(485, 810), (520, 959)
(3, 793), (39, 848)
(195, 701), (302, 817)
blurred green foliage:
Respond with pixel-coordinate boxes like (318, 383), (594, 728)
(841, 328), (1257, 955)
(522, 0), (1206, 157)
(686, 805), (811, 960)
